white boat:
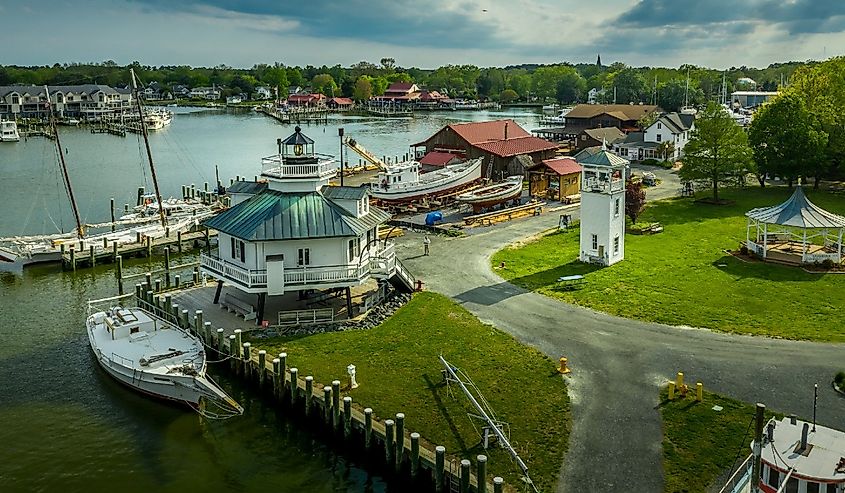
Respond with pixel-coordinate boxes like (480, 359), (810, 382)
(371, 157), (483, 203)
(541, 107), (573, 125)
(456, 175), (524, 212)
(86, 298), (243, 416)
(144, 108), (173, 130)
(1, 119), (20, 142)
(120, 194), (215, 221)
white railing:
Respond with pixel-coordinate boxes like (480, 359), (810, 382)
(805, 251), (840, 263)
(582, 178), (624, 194)
(370, 243), (397, 277)
(277, 308), (335, 326)
(283, 263), (369, 286)
(718, 454), (753, 493)
(200, 253), (267, 288)
(260, 156), (336, 178)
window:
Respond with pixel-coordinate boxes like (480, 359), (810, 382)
(656, 134), (662, 142)
(657, 123), (662, 129)
(767, 467), (779, 488)
(806, 482), (819, 493)
(591, 234), (598, 250)
(827, 484), (837, 493)
(230, 238), (245, 263)
(614, 198), (620, 216)
(11, 95), (19, 104)
(614, 235), (620, 254)
(784, 477), (798, 493)
(348, 239), (359, 262)
(297, 248), (310, 266)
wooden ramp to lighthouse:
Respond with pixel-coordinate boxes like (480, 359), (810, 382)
(387, 259), (416, 293)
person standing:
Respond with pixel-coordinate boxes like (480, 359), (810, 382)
(423, 234), (431, 256)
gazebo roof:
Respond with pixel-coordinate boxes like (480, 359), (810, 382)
(577, 147), (629, 167)
(746, 187), (845, 229)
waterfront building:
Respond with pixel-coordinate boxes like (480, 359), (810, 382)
(613, 111), (695, 162)
(578, 146), (629, 266)
(412, 119), (558, 177)
(255, 86), (273, 100)
(731, 90), (779, 108)
(190, 86), (221, 100)
(287, 93), (326, 107)
(0, 84), (134, 120)
(527, 157), (582, 203)
(561, 104), (661, 135)
(200, 127), (412, 324)
(575, 127), (625, 152)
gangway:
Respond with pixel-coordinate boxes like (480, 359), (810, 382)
(344, 137), (388, 171)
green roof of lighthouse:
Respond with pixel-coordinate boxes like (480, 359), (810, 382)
(577, 147), (628, 167)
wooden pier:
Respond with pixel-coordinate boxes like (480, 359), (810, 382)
(90, 122), (127, 137)
(61, 228), (215, 271)
(129, 284), (514, 493)
(259, 107), (329, 125)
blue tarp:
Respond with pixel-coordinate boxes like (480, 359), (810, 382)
(425, 211), (443, 226)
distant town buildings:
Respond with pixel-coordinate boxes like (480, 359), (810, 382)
(0, 84), (134, 119)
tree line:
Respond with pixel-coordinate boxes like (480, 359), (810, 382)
(0, 58), (810, 109)
(679, 57), (845, 199)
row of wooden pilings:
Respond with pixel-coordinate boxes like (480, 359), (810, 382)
(133, 286), (510, 493)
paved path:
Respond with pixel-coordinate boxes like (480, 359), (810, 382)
(393, 170), (845, 492)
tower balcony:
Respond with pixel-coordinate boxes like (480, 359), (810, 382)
(260, 154), (337, 180)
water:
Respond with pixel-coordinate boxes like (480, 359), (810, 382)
(0, 108), (542, 492)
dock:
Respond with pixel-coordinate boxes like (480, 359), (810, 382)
(61, 228), (215, 270)
(90, 122), (127, 137)
(259, 107), (329, 125)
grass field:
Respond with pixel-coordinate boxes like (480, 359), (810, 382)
(491, 187), (845, 342)
(250, 292), (571, 491)
(660, 386), (781, 493)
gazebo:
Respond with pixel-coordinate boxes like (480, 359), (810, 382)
(745, 186), (845, 265)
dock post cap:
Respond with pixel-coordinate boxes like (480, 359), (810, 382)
(305, 375), (314, 381)
(460, 459), (471, 466)
(279, 352), (287, 357)
(258, 349), (266, 355)
(477, 454), (487, 462)
(410, 432), (420, 438)
(217, 328), (224, 333)
(272, 358), (280, 364)
(396, 412), (405, 419)
(435, 445), (446, 452)
(343, 396), (352, 403)
(332, 379), (341, 385)
(385, 419), (394, 426)
(364, 407), (373, 414)
(493, 477), (504, 484)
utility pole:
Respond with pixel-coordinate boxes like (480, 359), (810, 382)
(338, 127), (345, 187)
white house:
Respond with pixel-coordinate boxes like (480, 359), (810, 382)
(200, 127), (413, 324)
(226, 95), (242, 105)
(255, 86), (273, 100)
(190, 86), (221, 100)
(614, 112), (695, 162)
(578, 146), (629, 266)
(587, 87), (601, 104)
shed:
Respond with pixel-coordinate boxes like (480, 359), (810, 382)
(528, 157), (582, 202)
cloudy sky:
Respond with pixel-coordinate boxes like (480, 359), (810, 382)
(2, 0), (844, 69)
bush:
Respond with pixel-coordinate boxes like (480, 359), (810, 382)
(835, 371), (845, 386)
(641, 159), (661, 166)
(822, 259), (835, 269)
(740, 245), (749, 255)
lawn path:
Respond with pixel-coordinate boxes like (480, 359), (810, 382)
(393, 176), (845, 492)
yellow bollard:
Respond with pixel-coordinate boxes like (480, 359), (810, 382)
(676, 371), (684, 389)
(558, 357), (571, 374)
(696, 382), (703, 402)
(668, 381), (675, 400)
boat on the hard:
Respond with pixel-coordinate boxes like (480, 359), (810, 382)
(456, 175), (524, 212)
(370, 157), (483, 203)
(86, 296), (243, 416)
(1, 119), (20, 142)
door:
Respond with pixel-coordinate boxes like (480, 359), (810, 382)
(266, 254), (285, 295)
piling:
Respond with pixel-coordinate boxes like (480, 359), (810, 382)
(395, 413), (405, 469)
(89, 245), (95, 267)
(145, 235), (151, 257)
(234, 329), (242, 358)
(177, 230), (183, 253)
(70, 248), (76, 271)
(493, 477), (504, 493)
(180, 310), (189, 332)
(477, 455), (488, 493)
(112, 241), (118, 262)
(305, 376), (314, 415)
(203, 322), (212, 345)
(103, 237), (108, 249)
(242, 342), (251, 378)
(164, 247), (171, 287)
(174, 275), (180, 288)
(170, 304), (178, 323)
(278, 353), (287, 389)
(460, 459), (471, 493)
(110, 198), (115, 232)
(364, 408), (373, 449)
(343, 396), (352, 437)
(117, 256), (124, 294)
(323, 386), (332, 424)
(272, 358), (281, 395)
(332, 380), (341, 429)
(154, 279), (161, 293)
(134, 283), (142, 301)
(435, 446), (446, 492)
(145, 272), (152, 287)
(410, 432), (420, 477)
(258, 350), (266, 386)
(696, 382), (703, 402)
(384, 419), (395, 464)
(668, 381), (675, 400)
(217, 328), (225, 355)
(289, 368), (298, 404)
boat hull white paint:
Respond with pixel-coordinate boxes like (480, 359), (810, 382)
(371, 158), (482, 203)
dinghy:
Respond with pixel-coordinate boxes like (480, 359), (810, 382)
(456, 175), (524, 213)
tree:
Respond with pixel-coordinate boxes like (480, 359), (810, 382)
(262, 65), (289, 100)
(499, 89), (518, 103)
(555, 70), (587, 103)
(679, 102), (753, 201)
(532, 65), (583, 102)
(656, 141), (676, 162)
(380, 57), (396, 72)
(311, 73), (337, 96)
(603, 67), (648, 104)
(507, 73), (531, 98)
(748, 93), (829, 188)
(658, 78), (704, 112)
(352, 76), (373, 102)
(625, 179), (646, 224)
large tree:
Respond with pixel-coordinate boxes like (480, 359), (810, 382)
(311, 73), (337, 96)
(679, 102), (753, 201)
(625, 179), (646, 224)
(748, 93), (828, 188)
(658, 78), (704, 112)
(602, 67), (648, 104)
(352, 76), (373, 102)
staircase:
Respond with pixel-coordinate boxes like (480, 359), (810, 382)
(387, 258), (416, 293)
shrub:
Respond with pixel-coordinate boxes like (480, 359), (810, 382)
(642, 158), (661, 166)
(835, 371), (845, 386)
(740, 245), (749, 255)
(822, 259), (835, 269)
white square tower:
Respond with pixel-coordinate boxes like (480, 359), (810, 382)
(577, 147), (629, 266)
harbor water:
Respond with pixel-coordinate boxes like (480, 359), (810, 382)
(0, 108), (542, 492)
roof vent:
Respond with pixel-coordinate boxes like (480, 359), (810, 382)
(766, 422), (775, 443)
(789, 415), (797, 425)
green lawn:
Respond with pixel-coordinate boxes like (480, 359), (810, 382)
(492, 187), (845, 342)
(660, 386), (781, 493)
(251, 292), (570, 491)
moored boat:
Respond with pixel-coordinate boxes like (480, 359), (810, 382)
(370, 157), (483, 204)
(456, 175), (524, 213)
(86, 296), (243, 416)
(1, 119), (20, 142)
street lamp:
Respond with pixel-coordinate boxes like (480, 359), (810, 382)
(338, 127), (345, 186)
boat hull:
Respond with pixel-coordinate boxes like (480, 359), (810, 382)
(457, 177), (524, 212)
(371, 159), (483, 203)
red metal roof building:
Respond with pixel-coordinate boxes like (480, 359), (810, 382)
(413, 119), (559, 177)
(418, 151), (463, 171)
(287, 93), (326, 106)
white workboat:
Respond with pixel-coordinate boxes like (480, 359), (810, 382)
(541, 107), (573, 125)
(371, 157), (483, 203)
(86, 298), (243, 416)
(144, 108), (173, 130)
(456, 175), (524, 213)
(1, 119), (20, 142)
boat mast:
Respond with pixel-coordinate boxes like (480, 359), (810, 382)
(44, 86), (84, 239)
(130, 69), (167, 228)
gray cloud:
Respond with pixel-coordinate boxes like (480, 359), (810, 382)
(617, 0), (845, 34)
(128, 0), (507, 52)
